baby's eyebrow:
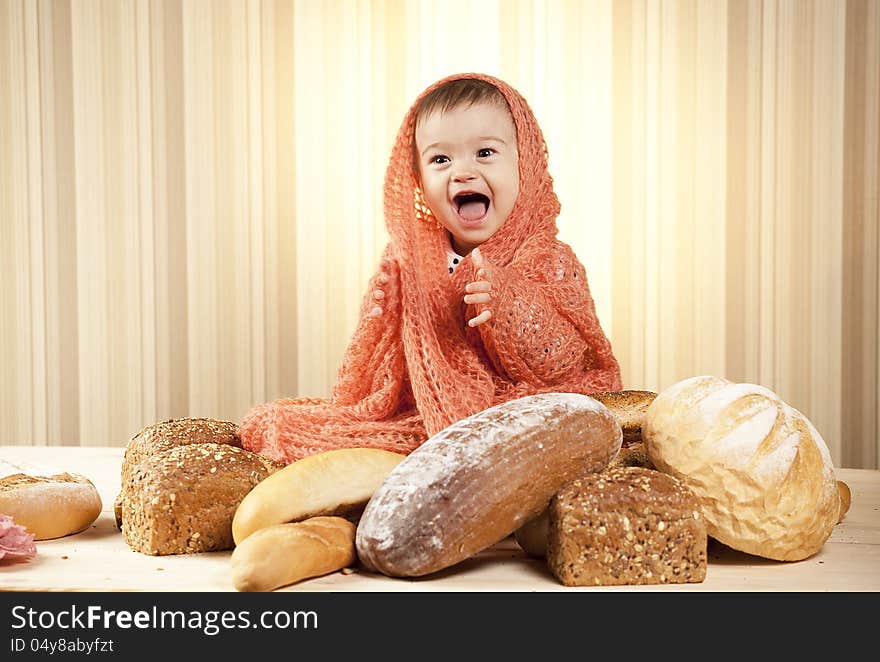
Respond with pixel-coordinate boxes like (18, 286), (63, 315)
(421, 142), (443, 156)
(477, 135), (507, 144)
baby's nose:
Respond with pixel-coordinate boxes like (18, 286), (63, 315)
(452, 168), (477, 182)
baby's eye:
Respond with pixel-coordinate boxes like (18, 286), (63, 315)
(430, 155), (450, 165)
(477, 148), (496, 158)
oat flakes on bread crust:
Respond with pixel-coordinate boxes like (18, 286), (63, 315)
(547, 466), (707, 586)
(590, 390), (657, 445)
(121, 418), (241, 484)
(116, 417), (245, 529)
(121, 442), (281, 556)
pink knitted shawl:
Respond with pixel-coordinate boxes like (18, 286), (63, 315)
(239, 73), (622, 464)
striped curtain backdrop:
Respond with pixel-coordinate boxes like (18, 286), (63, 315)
(1, 0), (877, 468)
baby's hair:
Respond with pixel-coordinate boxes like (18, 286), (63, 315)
(415, 78), (510, 126)
(412, 78), (514, 173)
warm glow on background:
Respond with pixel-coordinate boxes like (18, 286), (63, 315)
(1, 0), (878, 468)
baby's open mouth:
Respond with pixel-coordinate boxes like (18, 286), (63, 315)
(453, 193), (490, 221)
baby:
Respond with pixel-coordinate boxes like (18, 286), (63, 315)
(368, 78), (519, 328)
(239, 74), (622, 465)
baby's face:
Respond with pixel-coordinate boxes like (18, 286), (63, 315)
(415, 101), (519, 256)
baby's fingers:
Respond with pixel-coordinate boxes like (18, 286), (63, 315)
(366, 289), (385, 318)
(465, 281), (491, 294)
(463, 292), (491, 305)
(468, 310), (493, 327)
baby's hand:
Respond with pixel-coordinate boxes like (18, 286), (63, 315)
(464, 247), (493, 327)
(366, 258), (392, 319)
(366, 285), (385, 318)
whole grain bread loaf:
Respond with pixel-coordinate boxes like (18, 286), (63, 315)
(547, 466), (707, 586)
(121, 418), (241, 484)
(121, 442), (281, 555)
(115, 418), (245, 529)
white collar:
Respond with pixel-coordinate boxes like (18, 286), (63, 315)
(446, 247), (465, 274)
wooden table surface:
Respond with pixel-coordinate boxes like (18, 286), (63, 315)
(1, 445), (878, 592)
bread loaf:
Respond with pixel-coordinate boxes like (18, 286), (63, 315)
(355, 393), (622, 577)
(116, 417), (243, 529)
(643, 375), (840, 561)
(590, 390), (657, 446)
(0, 463), (102, 540)
(547, 467), (707, 586)
(121, 443), (280, 555)
(514, 390), (657, 556)
(513, 509), (549, 557)
(837, 480), (851, 522)
(122, 418), (241, 482)
(231, 516), (356, 592)
(232, 448), (406, 544)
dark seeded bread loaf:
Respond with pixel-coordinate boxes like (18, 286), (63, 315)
(115, 418), (244, 529)
(121, 418), (241, 483)
(121, 443), (280, 555)
(547, 466), (707, 586)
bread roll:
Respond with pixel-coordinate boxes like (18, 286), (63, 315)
(356, 393), (622, 577)
(0, 470), (102, 540)
(514, 509), (549, 557)
(231, 516), (356, 592)
(643, 375), (840, 561)
(837, 480), (851, 522)
(232, 448), (406, 544)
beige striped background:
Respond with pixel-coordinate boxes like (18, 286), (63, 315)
(1, 0), (877, 469)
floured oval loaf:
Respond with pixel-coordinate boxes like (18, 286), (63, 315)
(643, 375), (840, 561)
(232, 448), (406, 544)
(355, 392), (622, 577)
(0, 469), (102, 540)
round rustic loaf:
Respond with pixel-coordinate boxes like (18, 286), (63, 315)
(643, 375), (840, 561)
